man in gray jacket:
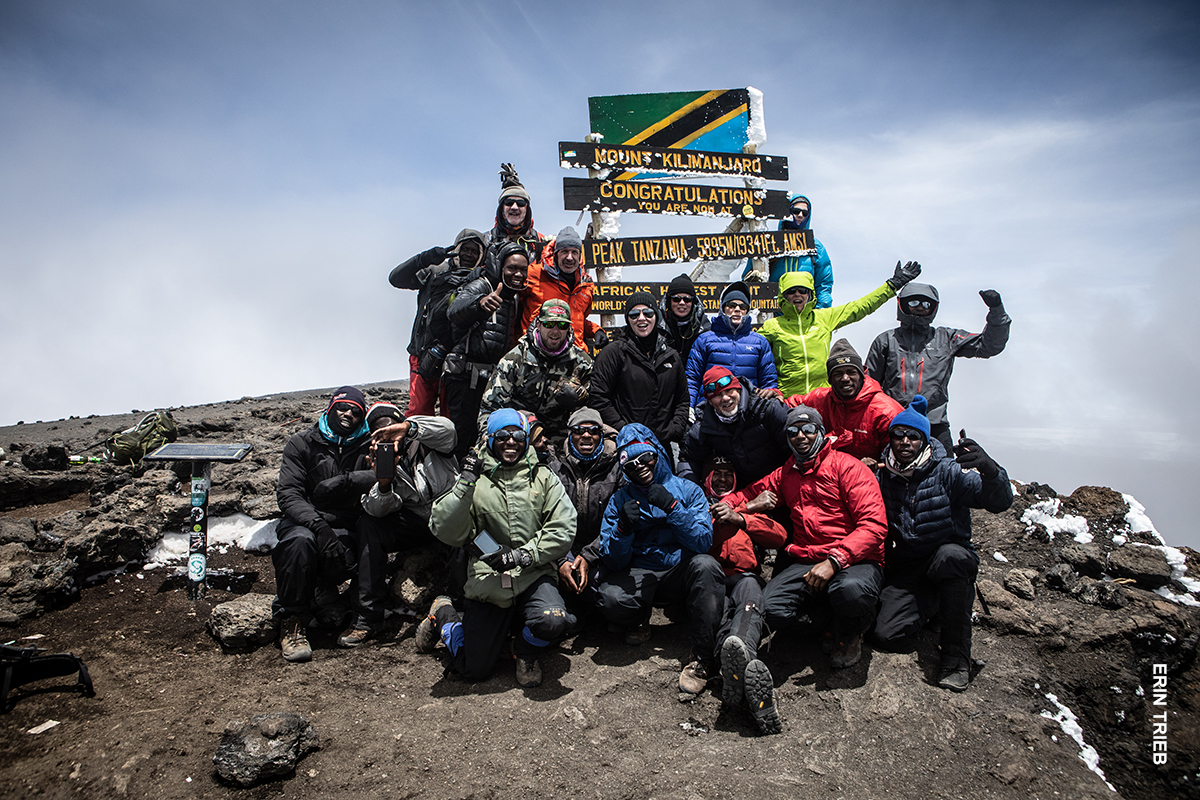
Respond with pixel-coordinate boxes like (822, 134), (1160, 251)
(866, 285), (1010, 450)
(337, 402), (458, 648)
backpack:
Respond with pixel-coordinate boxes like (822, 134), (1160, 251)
(1, 645), (95, 713)
(416, 269), (473, 378)
(105, 410), (178, 465)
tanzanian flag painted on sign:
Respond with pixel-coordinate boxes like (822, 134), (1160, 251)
(589, 90), (753, 180)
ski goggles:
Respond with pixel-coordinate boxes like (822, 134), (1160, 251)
(904, 298), (936, 310)
(785, 422), (821, 437)
(703, 375), (736, 396)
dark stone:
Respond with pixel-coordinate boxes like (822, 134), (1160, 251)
(20, 444), (69, 471)
(208, 594), (276, 652)
(1058, 543), (1106, 579)
(212, 712), (319, 787)
(1043, 563), (1077, 592)
(0, 518), (37, 546)
(1072, 577), (1129, 610)
(1107, 545), (1173, 590)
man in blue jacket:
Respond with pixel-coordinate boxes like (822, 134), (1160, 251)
(686, 282), (778, 406)
(596, 424), (722, 697)
(872, 395), (1014, 692)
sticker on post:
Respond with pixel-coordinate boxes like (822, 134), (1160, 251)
(188, 554), (206, 582)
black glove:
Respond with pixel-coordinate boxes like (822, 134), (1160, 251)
(645, 484), (677, 512)
(313, 474), (351, 504)
(954, 436), (1000, 479)
(592, 328), (609, 351)
(316, 524), (356, 581)
(618, 499), (642, 530)
(459, 452), (482, 480)
(979, 289), (1003, 308)
(479, 544), (533, 571)
(886, 260), (922, 290)
(424, 245), (449, 265)
(554, 382), (582, 411)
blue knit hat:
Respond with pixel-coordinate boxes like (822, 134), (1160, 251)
(889, 395), (931, 442)
(486, 408), (529, 453)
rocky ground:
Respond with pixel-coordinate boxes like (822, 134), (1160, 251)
(0, 384), (1197, 799)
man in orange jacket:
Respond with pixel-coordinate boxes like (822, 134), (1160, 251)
(521, 226), (603, 351)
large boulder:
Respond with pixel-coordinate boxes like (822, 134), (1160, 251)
(212, 712), (319, 787)
(208, 593), (277, 652)
(1107, 544), (1173, 589)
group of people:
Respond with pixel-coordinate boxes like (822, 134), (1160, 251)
(270, 178), (1014, 736)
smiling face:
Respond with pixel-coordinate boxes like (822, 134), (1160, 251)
(784, 285), (812, 312)
(669, 293), (694, 321)
(330, 402), (364, 432)
(457, 240), (482, 269)
(493, 426), (527, 464)
(539, 319), (570, 350)
(570, 423), (602, 456)
(787, 422), (820, 455)
(501, 253), (529, 290)
(889, 426), (925, 462)
(722, 300), (748, 327)
(623, 450), (657, 486)
(556, 247), (581, 274)
(709, 466), (736, 496)
(627, 304), (656, 338)
(829, 365), (864, 401)
(501, 196), (528, 227)
(711, 385), (741, 416)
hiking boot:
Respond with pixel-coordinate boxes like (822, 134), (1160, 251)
(337, 625), (375, 648)
(937, 667), (970, 692)
(415, 595), (453, 654)
(279, 615), (312, 663)
(678, 660), (710, 696)
(744, 659), (782, 735)
(515, 657), (543, 688)
(830, 634), (862, 669)
(624, 623), (652, 646)
(720, 635), (752, 710)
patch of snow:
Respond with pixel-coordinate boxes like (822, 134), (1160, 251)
(144, 515), (279, 567)
(1115, 710), (1125, 723)
(597, 210), (621, 239)
(747, 86), (766, 149)
(1021, 498), (1090, 542)
(1122, 494), (1164, 544)
(1040, 693), (1116, 792)
(145, 532), (188, 567)
(1154, 587), (1200, 607)
(993, 551), (1009, 563)
(1109, 686), (1121, 694)
(1111, 534), (1127, 546)
(1126, 541), (1199, 602)
(1135, 686), (1144, 697)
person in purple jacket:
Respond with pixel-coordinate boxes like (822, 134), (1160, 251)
(685, 282), (778, 406)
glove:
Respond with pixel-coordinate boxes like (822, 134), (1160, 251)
(553, 382), (583, 411)
(312, 474), (350, 504)
(592, 328), (609, 351)
(424, 245), (449, 265)
(645, 484), (677, 512)
(618, 499), (642, 530)
(979, 289), (1003, 308)
(480, 544), (533, 571)
(886, 260), (922, 291)
(954, 436), (1000, 479)
(459, 452), (482, 480)
(316, 524), (356, 581)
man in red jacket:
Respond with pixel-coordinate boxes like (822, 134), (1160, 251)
(724, 404), (887, 669)
(786, 339), (902, 469)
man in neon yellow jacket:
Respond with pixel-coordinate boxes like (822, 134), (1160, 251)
(761, 261), (921, 396)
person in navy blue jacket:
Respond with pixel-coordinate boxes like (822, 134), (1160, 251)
(872, 395), (1013, 692)
(685, 282), (778, 406)
(596, 423), (722, 697)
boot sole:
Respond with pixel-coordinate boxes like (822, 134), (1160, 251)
(744, 660), (781, 735)
(720, 636), (751, 711)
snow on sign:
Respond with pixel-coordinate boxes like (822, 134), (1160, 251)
(560, 140), (788, 181)
(563, 177), (792, 219)
(585, 229), (813, 268)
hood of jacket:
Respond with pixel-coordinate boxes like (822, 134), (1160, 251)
(776, 270), (816, 324)
(451, 228), (486, 272)
(897, 281), (939, 332)
(483, 240), (532, 285)
(777, 193), (812, 232)
(614, 423), (674, 487)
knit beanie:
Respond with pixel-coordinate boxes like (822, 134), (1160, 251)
(722, 288), (750, 308)
(554, 226), (582, 252)
(366, 402), (403, 431)
(785, 404), (826, 463)
(889, 395), (931, 443)
(667, 274), (695, 298)
(624, 291), (657, 316)
(327, 386), (366, 414)
(826, 339), (864, 378)
(568, 407), (603, 428)
(701, 365), (741, 397)
(486, 408), (529, 454)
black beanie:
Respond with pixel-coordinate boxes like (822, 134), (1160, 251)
(624, 291), (657, 316)
(826, 339), (864, 377)
(667, 274), (695, 297)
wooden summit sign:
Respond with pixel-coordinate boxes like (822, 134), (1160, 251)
(590, 282), (780, 315)
(560, 141), (788, 181)
(585, 229), (813, 268)
(563, 177), (791, 219)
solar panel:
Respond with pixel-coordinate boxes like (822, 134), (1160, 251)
(143, 443), (253, 463)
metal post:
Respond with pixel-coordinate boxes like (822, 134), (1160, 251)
(187, 461), (211, 600)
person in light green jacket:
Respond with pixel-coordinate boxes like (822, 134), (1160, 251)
(761, 261), (922, 396)
(421, 408), (576, 688)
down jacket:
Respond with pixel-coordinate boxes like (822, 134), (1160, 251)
(679, 387), (791, 486)
(788, 376), (903, 461)
(359, 415), (458, 522)
(760, 271), (895, 397)
(866, 286), (1011, 426)
(546, 428), (622, 567)
(447, 241), (529, 367)
(724, 438), (887, 569)
(877, 439), (1013, 564)
(588, 328), (690, 445)
(598, 425), (712, 572)
(742, 194), (834, 307)
(518, 240), (599, 349)
(429, 444), (574, 608)
(686, 283), (777, 405)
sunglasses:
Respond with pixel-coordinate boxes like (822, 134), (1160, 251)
(330, 402), (361, 414)
(570, 424), (602, 436)
(890, 428), (924, 442)
(905, 298), (936, 310)
(723, 302), (748, 312)
(669, 295), (693, 304)
(621, 451), (657, 472)
(791, 207), (809, 216)
(784, 286), (812, 297)
(502, 197), (528, 208)
(703, 374), (735, 395)
(627, 308), (656, 319)
(492, 429), (528, 443)
(785, 422), (820, 437)
(540, 320), (571, 330)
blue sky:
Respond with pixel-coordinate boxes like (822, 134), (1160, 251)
(2, 0), (1198, 546)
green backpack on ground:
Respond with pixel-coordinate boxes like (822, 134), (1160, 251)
(105, 410), (178, 465)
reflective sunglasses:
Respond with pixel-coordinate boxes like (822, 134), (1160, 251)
(570, 424), (602, 436)
(492, 429), (528, 443)
(905, 298), (936, 310)
(621, 451), (658, 472)
(331, 402), (361, 414)
(889, 428), (925, 442)
(540, 320), (571, 330)
(723, 301), (749, 312)
(785, 422), (820, 437)
(703, 374), (735, 395)
(784, 286), (812, 297)
(669, 295), (693, 304)
(502, 197), (528, 208)
(627, 308), (656, 319)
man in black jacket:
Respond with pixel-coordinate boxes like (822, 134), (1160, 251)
(388, 229), (485, 415)
(273, 386), (376, 663)
(588, 291), (690, 448)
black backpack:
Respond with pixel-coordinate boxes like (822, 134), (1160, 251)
(1, 645), (95, 713)
(416, 269), (473, 378)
